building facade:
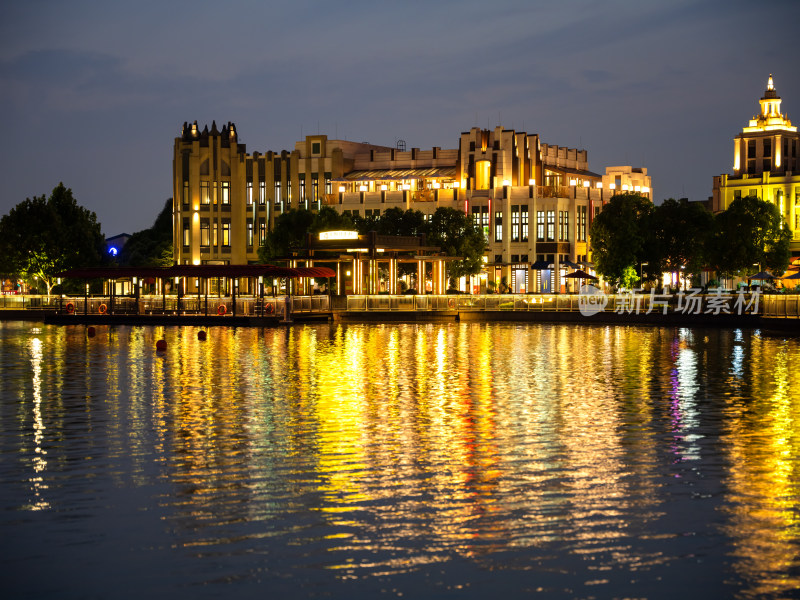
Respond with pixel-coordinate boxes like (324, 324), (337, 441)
(713, 75), (800, 253)
(173, 121), (651, 293)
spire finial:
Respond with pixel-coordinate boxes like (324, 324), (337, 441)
(767, 74), (774, 91)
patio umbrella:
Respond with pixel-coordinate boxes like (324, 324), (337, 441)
(565, 269), (598, 280)
(748, 271), (776, 281)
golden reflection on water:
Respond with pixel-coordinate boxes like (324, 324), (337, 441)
(3, 322), (800, 595)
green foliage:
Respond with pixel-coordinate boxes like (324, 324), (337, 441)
(648, 198), (713, 279)
(258, 207), (354, 262)
(426, 207), (486, 278)
(706, 195), (791, 276)
(118, 199), (173, 267)
(0, 183), (105, 293)
(589, 193), (654, 286)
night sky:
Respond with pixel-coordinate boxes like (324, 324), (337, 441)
(1, 0), (798, 237)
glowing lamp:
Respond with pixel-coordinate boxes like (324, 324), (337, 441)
(583, 181), (590, 188)
(338, 185), (345, 193)
(502, 179), (511, 187)
(609, 183), (616, 190)
(528, 179), (536, 186)
(359, 185), (367, 192)
(634, 185), (641, 192)
(569, 179), (577, 186)
(622, 184), (629, 191)
(381, 184), (388, 191)
(596, 182), (603, 189)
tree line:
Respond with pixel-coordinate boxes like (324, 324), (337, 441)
(590, 193), (791, 288)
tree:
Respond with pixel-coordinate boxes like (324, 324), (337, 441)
(0, 183), (105, 294)
(705, 195), (791, 277)
(589, 193), (654, 287)
(426, 207), (486, 278)
(258, 207), (355, 262)
(648, 198), (713, 281)
(118, 199), (173, 267)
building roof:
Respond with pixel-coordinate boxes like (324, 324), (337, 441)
(335, 166), (457, 182)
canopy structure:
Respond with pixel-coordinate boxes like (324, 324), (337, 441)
(748, 271), (776, 281)
(530, 260), (553, 270)
(564, 269), (598, 280)
(781, 271), (800, 280)
(57, 264), (336, 280)
(561, 259), (582, 269)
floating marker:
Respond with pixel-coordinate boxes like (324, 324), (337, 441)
(156, 339), (167, 351)
(87, 326), (96, 337)
(198, 331), (207, 341)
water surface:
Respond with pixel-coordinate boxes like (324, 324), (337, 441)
(1, 321), (799, 599)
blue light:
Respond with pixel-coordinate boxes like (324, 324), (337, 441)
(108, 247), (118, 256)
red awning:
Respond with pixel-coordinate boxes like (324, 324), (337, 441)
(57, 264), (336, 280)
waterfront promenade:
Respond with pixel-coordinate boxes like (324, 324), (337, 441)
(2, 291), (799, 329)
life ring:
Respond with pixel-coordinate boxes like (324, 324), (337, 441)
(66, 302), (75, 314)
(447, 298), (456, 309)
(98, 303), (107, 314)
(265, 303), (274, 314)
(217, 304), (227, 316)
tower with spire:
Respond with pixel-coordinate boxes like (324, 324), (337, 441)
(713, 74), (800, 254)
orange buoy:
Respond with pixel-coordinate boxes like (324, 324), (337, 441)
(66, 302), (75, 314)
(156, 339), (167, 351)
(265, 303), (274, 314)
(197, 330), (207, 341)
(217, 304), (227, 316)
(87, 326), (96, 337)
(98, 303), (107, 314)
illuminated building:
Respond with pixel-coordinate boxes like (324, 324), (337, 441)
(173, 122), (651, 292)
(713, 74), (800, 253)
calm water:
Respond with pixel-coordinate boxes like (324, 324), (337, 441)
(1, 321), (799, 599)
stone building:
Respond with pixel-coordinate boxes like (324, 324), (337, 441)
(173, 121), (651, 293)
(713, 75), (800, 253)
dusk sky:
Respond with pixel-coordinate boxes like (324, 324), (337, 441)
(1, 0), (798, 237)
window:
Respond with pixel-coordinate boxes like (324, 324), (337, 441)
(734, 190), (742, 200)
(476, 160), (491, 190)
(494, 211), (503, 242)
(182, 218), (190, 247)
(763, 159), (771, 172)
(576, 206), (587, 242)
(275, 181), (281, 204)
(200, 220), (210, 247)
(182, 181), (189, 207)
(764, 139), (772, 157)
(258, 219), (266, 245)
(300, 178), (306, 207)
(559, 211), (570, 241)
(311, 175), (319, 202)
(521, 207), (528, 242)
(259, 181), (266, 205)
(213, 221), (218, 246)
(312, 142), (321, 154)
(246, 181), (253, 206)
(748, 140), (756, 158)
(221, 182), (230, 205)
(222, 221), (231, 246)
(325, 173), (332, 195)
(247, 220), (253, 247)
(547, 210), (555, 241)
(287, 181), (292, 204)
(494, 254), (503, 264)
(537, 211), (545, 242)
(201, 181), (210, 205)
(511, 205), (520, 242)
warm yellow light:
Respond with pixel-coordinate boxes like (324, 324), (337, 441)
(634, 185), (641, 192)
(380, 184), (388, 191)
(338, 185), (345, 193)
(453, 182), (460, 188)
(193, 259), (200, 265)
(609, 183), (616, 190)
(596, 182), (603, 189)
(359, 185), (367, 192)
(433, 182), (441, 189)
(345, 271), (351, 276)
(529, 179), (536, 186)
(346, 248), (369, 253)
(583, 181), (590, 188)
(403, 184), (411, 190)
(622, 184), (629, 191)
(569, 179), (577, 186)
(320, 230), (359, 241)
(643, 186), (650, 193)
(502, 179), (511, 186)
